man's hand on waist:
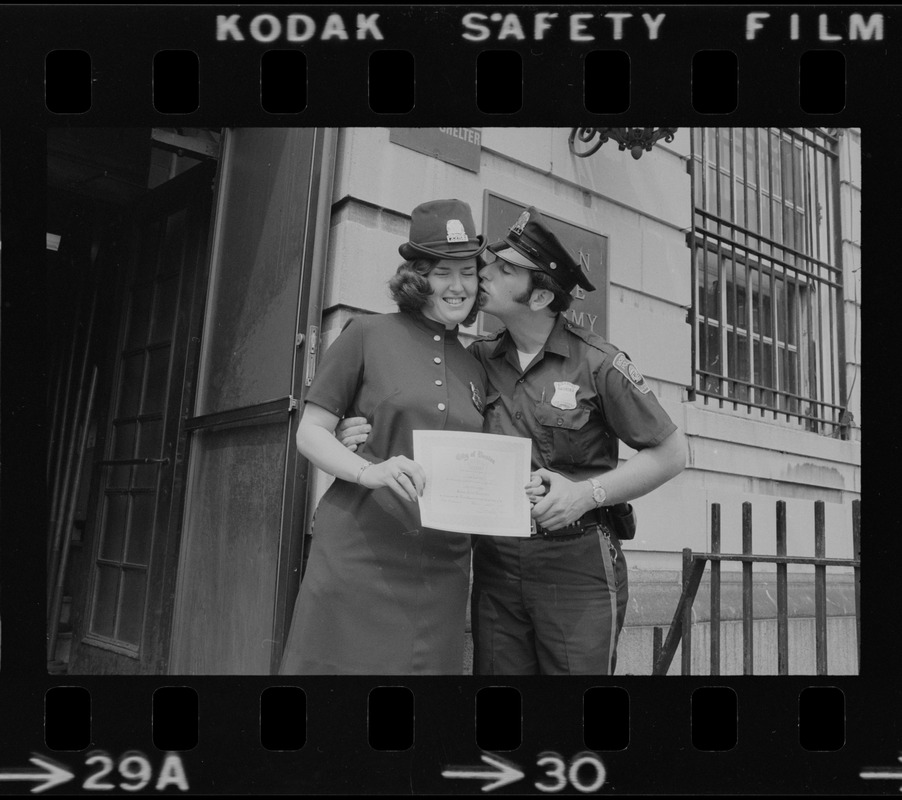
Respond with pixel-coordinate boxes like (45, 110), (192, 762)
(336, 416), (371, 451)
(530, 468), (596, 531)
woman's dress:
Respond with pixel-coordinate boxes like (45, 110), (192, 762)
(279, 312), (487, 674)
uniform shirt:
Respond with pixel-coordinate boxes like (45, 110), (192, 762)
(469, 314), (676, 481)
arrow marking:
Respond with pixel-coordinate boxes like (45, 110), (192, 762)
(860, 753), (902, 790)
(0, 755), (75, 794)
(442, 753), (525, 792)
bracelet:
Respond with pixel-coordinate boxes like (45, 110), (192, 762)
(355, 461), (373, 485)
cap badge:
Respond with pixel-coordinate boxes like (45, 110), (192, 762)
(446, 219), (469, 243)
(511, 211), (530, 236)
(551, 381), (579, 410)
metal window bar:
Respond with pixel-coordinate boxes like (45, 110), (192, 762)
(745, 227), (754, 409)
(701, 131), (723, 391)
(690, 135), (702, 402)
(830, 134), (849, 426)
(820, 280), (832, 430)
(692, 246), (845, 431)
(831, 277), (841, 421)
(694, 216), (843, 289)
(789, 283), (801, 417)
(692, 267), (841, 429)
(694, 373), (843, 420)
(771, 132), (787, 407)
(652, 499), (860, 676)
(691, 128), (843, 429)
(729, 236), (739, 406)
(726, 130), (738, 406)
(738, 128), (754, 410)
(715, 127), (724, 240)
(766, 136), (780, 403)
(741, 128), (750, 232)
(810, 145), (820, 264)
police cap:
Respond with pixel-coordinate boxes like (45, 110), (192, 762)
(399, 199), (487, 261)
(488, 206), (595, 293)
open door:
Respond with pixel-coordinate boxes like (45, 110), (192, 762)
(67, 161), (216, 674)
(167, 128), (327, 675)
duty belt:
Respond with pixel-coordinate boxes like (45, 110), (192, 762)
(531, 508), (606, 540)
(531, 503), (636, 541)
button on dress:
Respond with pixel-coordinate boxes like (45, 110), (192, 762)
(280, 312), (487, 675)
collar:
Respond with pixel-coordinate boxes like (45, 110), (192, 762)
(408, 310), (460, 339)
(488, 314), (572, 360)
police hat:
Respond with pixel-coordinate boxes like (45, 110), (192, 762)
(399, 199), (487, 261)
(488, 206), (595, 293)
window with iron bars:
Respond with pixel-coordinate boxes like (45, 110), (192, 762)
(689, 128), (849, 437)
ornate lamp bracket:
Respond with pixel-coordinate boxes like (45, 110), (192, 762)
(569, 127), (679, 160)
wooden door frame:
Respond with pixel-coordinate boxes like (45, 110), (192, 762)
(145, 162), (218, 674)
(270, 127), (338, 673)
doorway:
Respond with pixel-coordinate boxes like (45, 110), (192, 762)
(49, 128), (332, 674)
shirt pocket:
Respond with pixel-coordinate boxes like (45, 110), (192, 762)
(534, 403), (591, 470)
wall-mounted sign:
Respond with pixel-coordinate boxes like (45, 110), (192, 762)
(389, 127), (482, 173)
(481, 192), (609, 338)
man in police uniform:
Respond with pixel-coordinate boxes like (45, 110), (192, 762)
(468, 206), (687, 675)
(338, 206), (687, 675)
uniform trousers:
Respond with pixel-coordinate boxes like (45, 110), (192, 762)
(471, 524), (629, 675)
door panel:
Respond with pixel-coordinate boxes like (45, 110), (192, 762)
(169, 128), (321, 675)
(68, 162), (216, 674)
(168, 422), (288, 674)
(194, 128), (314, 416)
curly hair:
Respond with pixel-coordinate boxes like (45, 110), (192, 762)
(389, 258), (480, 327)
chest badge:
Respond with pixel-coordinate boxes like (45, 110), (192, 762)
(470, 381), (485, 413)
(612, 352), (651, 394)
(551, 381), (579, 410)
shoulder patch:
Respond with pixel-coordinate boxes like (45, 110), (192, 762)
(612, 352), (651, 394)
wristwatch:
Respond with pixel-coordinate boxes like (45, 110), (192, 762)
(588, 477), (607, 508)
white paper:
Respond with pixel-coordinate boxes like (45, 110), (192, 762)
(412, 430), (533, 537)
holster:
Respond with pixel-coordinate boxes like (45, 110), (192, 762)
(606, 502), (637, 541)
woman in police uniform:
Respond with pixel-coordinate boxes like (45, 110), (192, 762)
(279, 199), (489, 675)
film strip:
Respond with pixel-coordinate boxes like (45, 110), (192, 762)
(0, 4), (891, 796)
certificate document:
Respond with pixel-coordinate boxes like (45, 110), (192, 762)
(412, 430), (533, 537)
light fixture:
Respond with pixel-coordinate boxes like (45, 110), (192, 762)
(569, 127), (678, 160)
